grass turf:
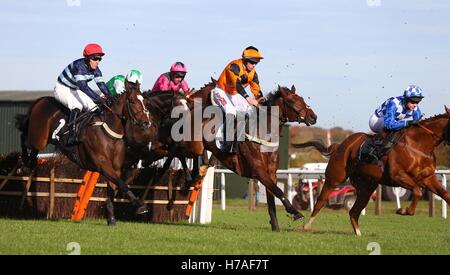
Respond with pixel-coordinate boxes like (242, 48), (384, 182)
(0, 199), (448, 255)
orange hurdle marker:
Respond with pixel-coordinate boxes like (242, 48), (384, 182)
(185, 180), (203, 219)
(71, 171), (100, 222)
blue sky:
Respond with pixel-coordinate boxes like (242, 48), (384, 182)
(1, 0), (449, 131)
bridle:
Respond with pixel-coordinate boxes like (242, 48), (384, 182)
(280, 95), (310, 124)
(261, 90), (310, 124)
(126, 96), (151, 129)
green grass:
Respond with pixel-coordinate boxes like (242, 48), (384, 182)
(0, 199), (449, 255)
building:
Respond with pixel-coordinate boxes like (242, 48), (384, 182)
(0, 91), (54, 154)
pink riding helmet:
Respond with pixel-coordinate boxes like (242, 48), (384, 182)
(170, 62), (187, 73)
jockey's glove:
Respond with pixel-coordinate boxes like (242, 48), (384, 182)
(407, 120), (419, 126)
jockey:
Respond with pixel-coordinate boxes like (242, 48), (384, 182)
(106, 75), (126, 97)
(364, 85), (424, 161)
(106, 70), (143, 97)
(369, 84), (424, 133)
(54, 43), (111, 145)
(151, 62), (190, 94)
(213, 46), (265, 153)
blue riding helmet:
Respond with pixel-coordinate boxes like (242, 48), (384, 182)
(403, 85), (424, 99)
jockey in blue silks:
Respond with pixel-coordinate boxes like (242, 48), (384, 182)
(362, 85), (424, 162)
(54, 43), (111, 145)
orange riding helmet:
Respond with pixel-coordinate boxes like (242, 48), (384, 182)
(242, 46), (264, 63)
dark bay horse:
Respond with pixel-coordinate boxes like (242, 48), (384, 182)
(128, 91), (204, 181)
(190, 82), (318, 231)
(293, 106), (450, 236)
(15, 82), (156, 224)
(135, 90), (207, 184)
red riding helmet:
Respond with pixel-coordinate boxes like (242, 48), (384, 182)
(83, 43), (105, 57)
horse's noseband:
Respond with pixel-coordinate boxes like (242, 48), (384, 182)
(126, 98), (152, 129)
(283, 100), (308, 123)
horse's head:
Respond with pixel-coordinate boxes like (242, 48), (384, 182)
(144, 90), (190, 119)
(267, 85), (317, 126)
(121, 82), (156, 146)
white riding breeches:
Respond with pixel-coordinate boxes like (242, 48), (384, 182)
(54, 81), (98, 111)
(212, 87), (253, 117)
(369, 113), (384, 133)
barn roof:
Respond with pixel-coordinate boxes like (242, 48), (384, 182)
(0, 91), (53, 102)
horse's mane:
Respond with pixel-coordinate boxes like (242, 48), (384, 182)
(263, 87), (283, 106)
(189, 82), (215, 97)
(397, 112), (449, 137)
(143, 90), (184, 99)
(420, 113), (448, 123)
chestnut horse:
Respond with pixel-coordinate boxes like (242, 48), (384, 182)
(293, 107), (450, 236)
(15, 82), (156, 224)
(190, 82), (318, 231)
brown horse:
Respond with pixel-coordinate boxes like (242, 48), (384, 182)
(15, 82), (156, 224)
(293, 106), (450, 236)
(122, 90), (206, 187)
(189, 82), (318, 231)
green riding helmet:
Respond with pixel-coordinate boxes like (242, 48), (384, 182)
(126, 69), (143, 84)
(106, 75), (126, 97)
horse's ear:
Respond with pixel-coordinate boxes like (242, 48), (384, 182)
(291, 85), (296, 93)
(211, 77), (217, 84)
(445, 105), (450, 116)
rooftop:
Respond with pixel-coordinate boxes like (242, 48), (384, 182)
(0, 91), (53, 102)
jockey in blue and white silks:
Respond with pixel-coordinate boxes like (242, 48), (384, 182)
(53, 43), (111, 145)
(54, 44), (110, 112)
(369, 85), (424, 133)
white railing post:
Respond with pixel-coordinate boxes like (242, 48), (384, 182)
(308, 180), (314, 212)
(394, 187), (401, 209)
(221, 172), (226, 210)
(442, 174), (447, 219)
(287, 173), (294, 203)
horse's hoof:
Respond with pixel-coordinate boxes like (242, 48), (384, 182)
(396, 208), (410, 216)
(303, 225), (312, 232)
(136, 205), (149, 215)
(293, 212), (305, 221)
(107, 218), (116, 226)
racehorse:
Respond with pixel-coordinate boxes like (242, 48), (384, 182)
(135, 91), (205, 183)
(190, 81), (318, 231)
(292, 106), (450, 236)
(15, 81), (156, 224)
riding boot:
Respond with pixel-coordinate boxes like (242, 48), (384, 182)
(223, 113), (237, 153)
(379, 131), (396, 157)
(231, 114), (247, 153)
(67, 108), (81, 145)
(216, 113), (235, 153)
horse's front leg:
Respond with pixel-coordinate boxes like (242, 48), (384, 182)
(396, 186), (422, 216)
(98, 165), (148, 216)
(259, 175), (304, 231)
(105, 183), (117, 226)
(265, 190), (280, 232)
(179, 157), (193, 185)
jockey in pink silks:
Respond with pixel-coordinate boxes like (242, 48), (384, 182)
(151, 62), (190, 94)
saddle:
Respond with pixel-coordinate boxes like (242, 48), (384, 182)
(211, 92), (279, 153)
(52, 109), (97, 147)
(359, 131), (398, 164)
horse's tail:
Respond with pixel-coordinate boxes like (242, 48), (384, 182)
(15, 97), (56, 135)
(291, 140), (338, 157)
(15, 113), (29, 134)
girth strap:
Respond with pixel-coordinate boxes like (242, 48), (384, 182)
(91, 122), (124, 139)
